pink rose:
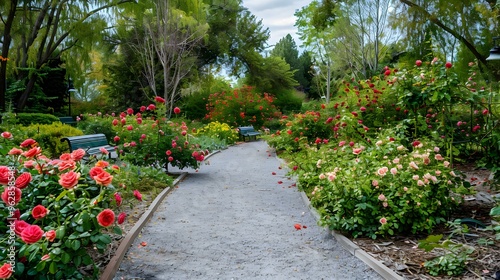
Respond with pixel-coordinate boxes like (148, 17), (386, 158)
(133, 190), (142, 201)
(379, 217), (387, 224)
(58, 171), (80, 189)
(45, 230), (56, 242)
(32, 205), (48, 220)
(117, 212), (127, 224)
(15, 172), (32, 189)
(21, 225), (44, 244)
(378, 194), (387, 201)
(0, 263), (13, 279)
(71, 149), (86, 161)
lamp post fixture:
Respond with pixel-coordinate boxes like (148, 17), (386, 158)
(487, 37), (500, 61)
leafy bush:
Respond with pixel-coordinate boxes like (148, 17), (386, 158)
(292, 131), (470, 238)
(20, 123), (84, 158)
(77, 116), (116, 142)
(272, 89), (304, 113)
(0, 140), (143, 279)
(14, 113), (60, 126)
(205, 86), (282, 128)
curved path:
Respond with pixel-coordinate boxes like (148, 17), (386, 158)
(114, 140), (382, 280)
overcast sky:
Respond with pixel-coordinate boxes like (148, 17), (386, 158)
(242, 0), (310, 49)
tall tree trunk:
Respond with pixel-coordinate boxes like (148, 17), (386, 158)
(17, 75), (37, 110)
(0, 0), (18, 112)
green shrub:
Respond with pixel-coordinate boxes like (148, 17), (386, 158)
(272, 88), (304, 113)
(15, 113), (60, 125)
(195, 121), (238, 146)
(77, 116), (116, 142)
(20, 123), (84, 157)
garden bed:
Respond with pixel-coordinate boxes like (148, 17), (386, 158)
(351, 166), (499, 279)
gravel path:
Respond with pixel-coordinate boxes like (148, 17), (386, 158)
(114, 140), (382, 280)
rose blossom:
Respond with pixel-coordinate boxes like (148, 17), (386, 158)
(434, 154), (444, 161)
(390, 168), (397, 175)
(403, 187), (408, 192)
(100, 147), (110, 155)
(117, 212), (127, 224)
(392, 158), (400, 164)
(379, 217), (387, 224)
(0, 263), (13, 279)
(58, 171), (80, 189)
(377, 167), (388, 176)
(383, 202), (388, 208)
(97, 209), (115, 227)
(95, 160), (109, 168)
(133, 190), (142, 201)
(15, 172), (32, 189)
(443, 161), (450, 167)
(20, 138), (37, 148)
(319, 173), (326, 180)
(353, 148), (363, 155)
(8, 147), (23, 155)
(21, 225), (44, 244)
(89, 167), (104, 178)
(93, 170), (113, 186)
(450, 171), (457, 177)
(0, 166), (9, 185)
(412, 175), (419, 180)
(417, 180), (425, 186)
(397, 145), (405, 151)
(45, 229), (56, 242)
(1, 187), (22, 205)
(32, 205), (48, 220)
(114, 192), (122, 206)
(378, 194), (387, 201)
(372, 180), (379, 187)
(14, 220), (30, 236)
(435, 170), (442, 176)
(41, 254), (50, 261)
(70, 149), (86, 161)
(409, 161), (419, 170)
(338, 141), (346, 147)
(22, 146), (42, 158)
(58, 160), (76, 172)
(1, 131), (12, 139)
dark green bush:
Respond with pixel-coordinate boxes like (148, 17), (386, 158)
(272, 89), (304, 113)
(15, 113), (60, 125)
(20, 123), (84, 158)
(77, 117), (116, 142)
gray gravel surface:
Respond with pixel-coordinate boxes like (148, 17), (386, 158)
(114, 140), (382, 280)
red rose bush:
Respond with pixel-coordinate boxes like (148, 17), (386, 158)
(0, 138), (143, 279)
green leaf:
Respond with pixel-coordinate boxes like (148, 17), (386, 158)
(61, 252), (71, 264)
(490, 206), (500, 216)
(74, 256), (82, 267)
(51, 247), (61, 255)
(49, 261), (57, 274)
(55, 190), (68, 201)
(113, 226), (123, 235)
(79, 232), (91, 238)
(99, 234), (112, 244)
(71, 240), (81, 250)
(36, 260), (46, 272)
(28, 246), (40, 262)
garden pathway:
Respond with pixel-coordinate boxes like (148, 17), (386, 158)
(113, 140), (382, 280)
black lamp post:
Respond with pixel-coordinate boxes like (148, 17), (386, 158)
(67, 78), (76, 116)
(487, 37), (500, 61)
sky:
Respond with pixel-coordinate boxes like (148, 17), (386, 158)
(241, 0), (310, 49)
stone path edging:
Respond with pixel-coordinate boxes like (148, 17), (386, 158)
(100, 172), (187, 280)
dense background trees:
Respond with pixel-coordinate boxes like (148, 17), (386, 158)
(1, 0), (500, 115)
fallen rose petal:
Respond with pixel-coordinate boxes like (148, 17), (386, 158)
(294, 224), (302, 230)
(272, 172), (276, 175)
(140, 241), (147, 247)
(277, 181), (283, 184)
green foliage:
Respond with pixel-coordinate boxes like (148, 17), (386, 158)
(14, 113), (60, 126)
(245, 56), (298, 93)
(419, 235), (475, 276)
(20, 123), (84, 158)
(0, 144), (144, 279)
(272, 89), (304, 113)
(77, 116), (116, 142)
(205, 86), (282, 128)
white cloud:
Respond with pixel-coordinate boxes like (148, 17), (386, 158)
(242, 0), (309, 48)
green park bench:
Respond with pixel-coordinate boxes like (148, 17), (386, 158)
(59, 116), (77, 126)
(61, 133), (116, 159)
(237, 126), (261, 142)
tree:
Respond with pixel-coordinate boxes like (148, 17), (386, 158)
(0, 0), (133, 112)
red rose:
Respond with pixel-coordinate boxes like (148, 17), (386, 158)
(94, 170), (113, 186)
(114, 193), (122, 206)
(45, 229), (56, 242)
(8, 147), (22, 155)
(415, 60), (422, 67)
(113, 136), (120, 143)
(126, 108), (134, 115)
(71, 149), (86, 161)
(0, 166), (11, 185)
(14, 220), (30, 236)
(445, 61), (452, 68)
(21, 225), (44, 244)
(15, 172), (32, 189)
(112, 119), (119, 126)
(32, 205), (48, 220)
(155, 96), (166, 103)
(0, 263), (13, 279)
(173, 107), (181, 114)
(58, 171), (80, 189)
(117, 212), (126, 224)
(58, 160), (76, 172)
(133, 190), (142, 201)
(1, 131), (12, 139)
(1, 187), (22, 206)
(20, 138), (37, 148)
(97, 209), (115, 227)
(22, 146), (42, 158)
(89, 167), (104, 179)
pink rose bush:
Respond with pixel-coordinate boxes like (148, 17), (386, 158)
(0, 138), (143, 279)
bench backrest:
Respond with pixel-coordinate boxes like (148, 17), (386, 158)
(60, 134), (109, 151)
(59, 117), (74, 122)
(238, 126), (256, 134)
